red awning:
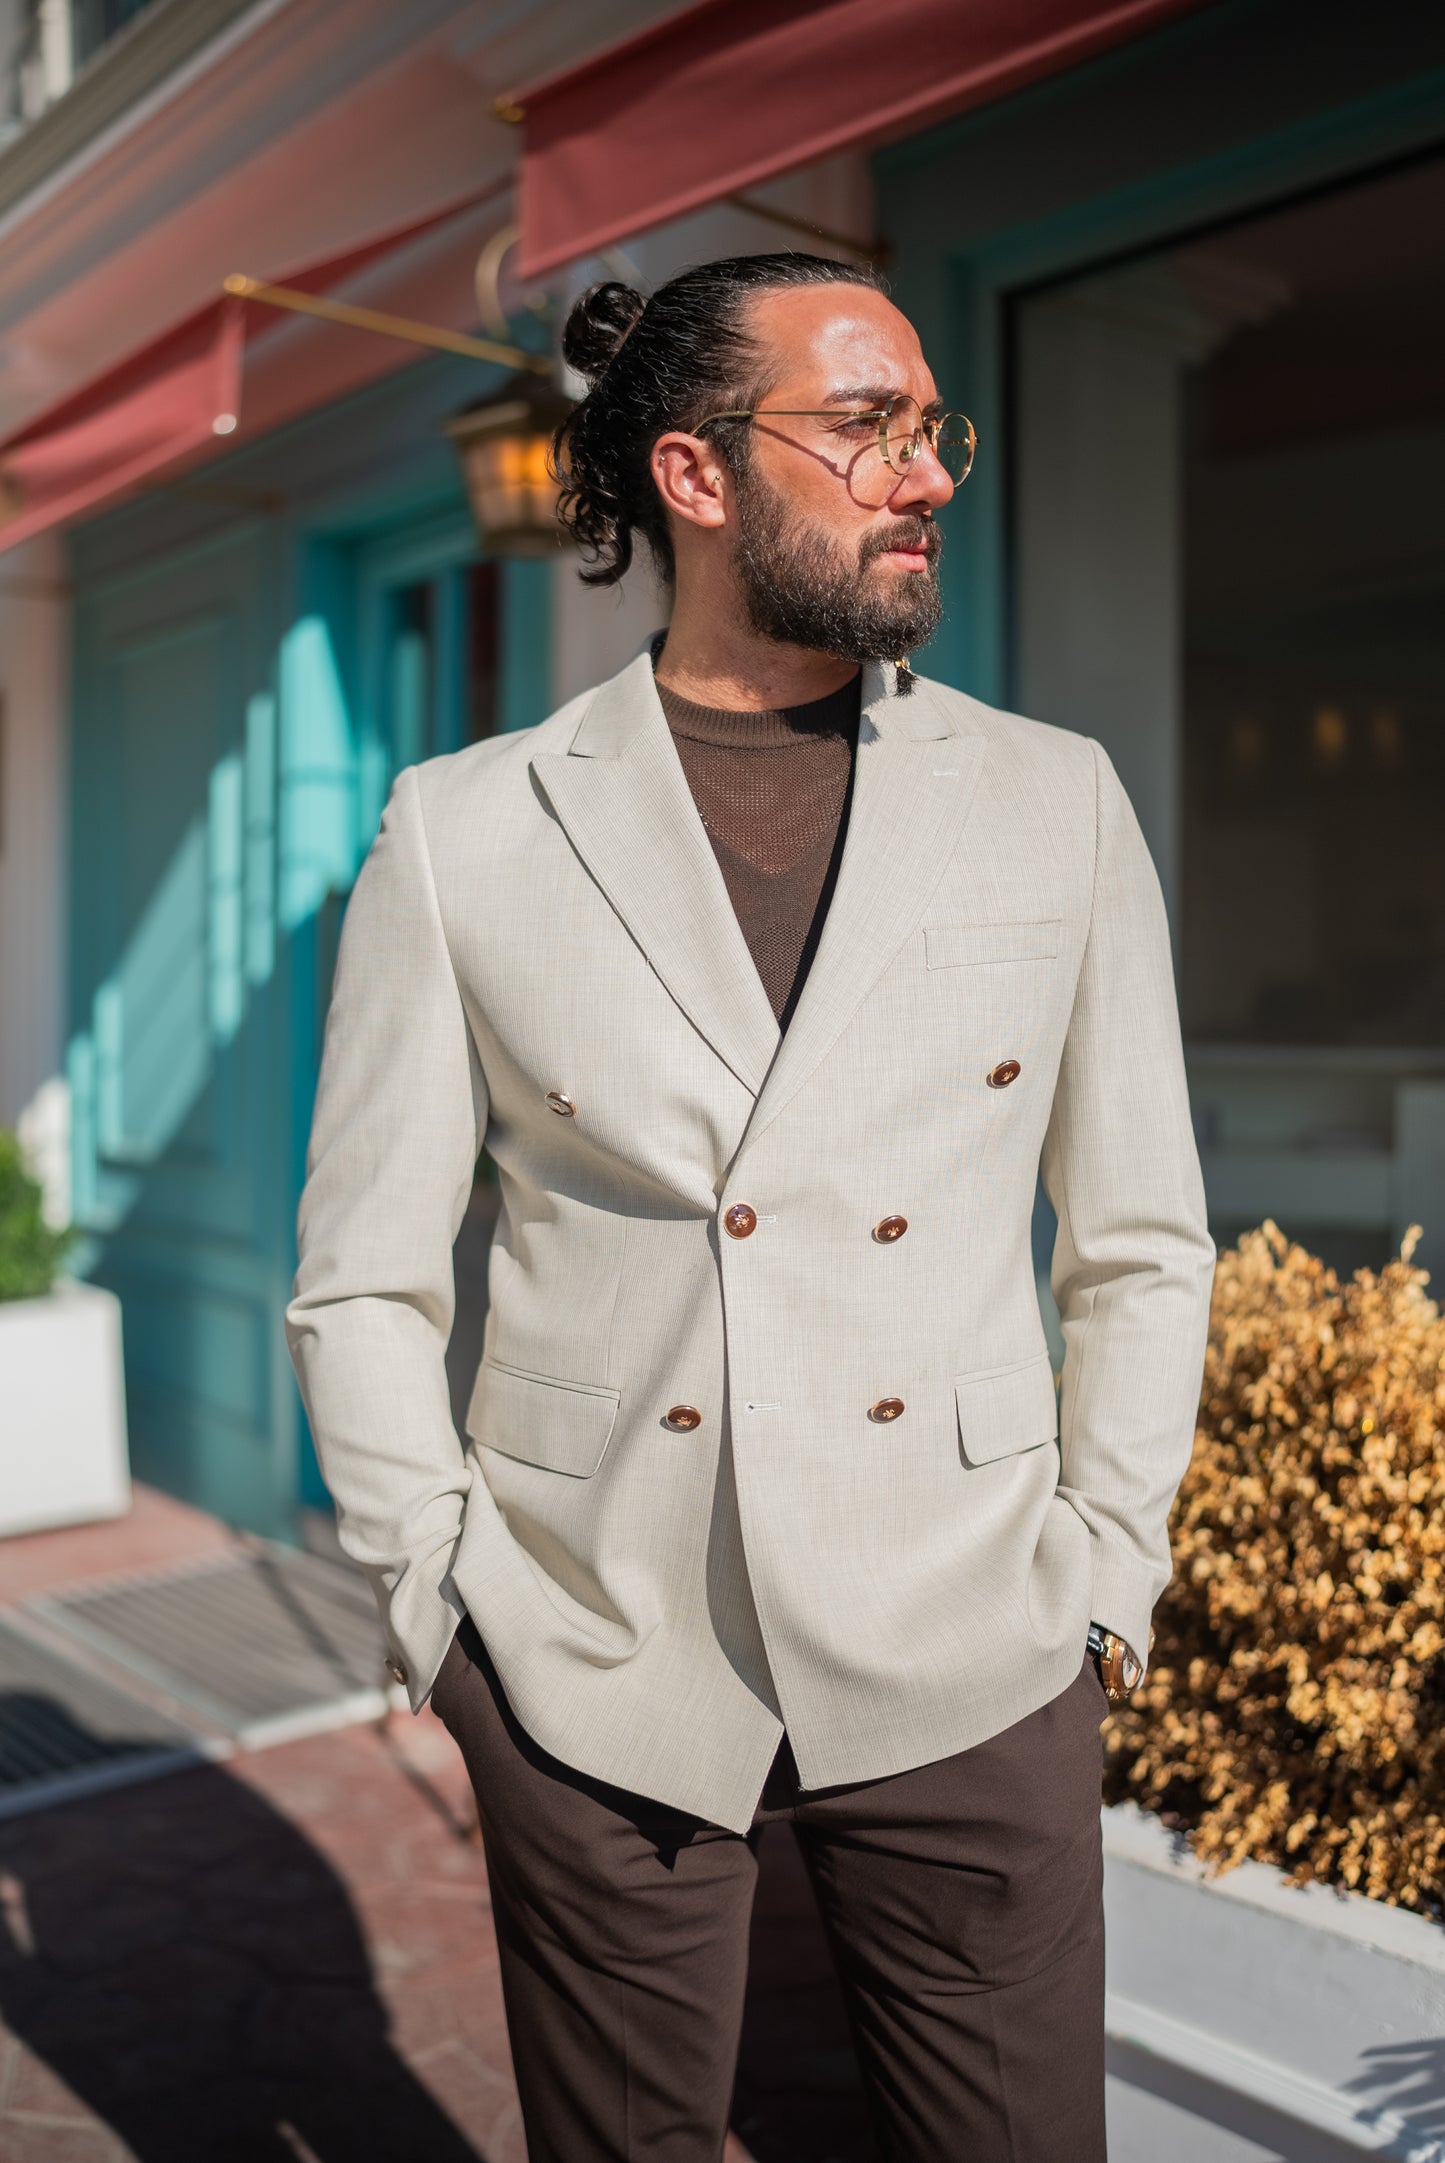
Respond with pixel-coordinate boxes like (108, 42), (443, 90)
(0, 302), (245, 552)
(512, 0), (1213, 278)
(0, 195), (502, 554)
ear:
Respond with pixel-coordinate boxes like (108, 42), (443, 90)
(650, 432), (729, 531)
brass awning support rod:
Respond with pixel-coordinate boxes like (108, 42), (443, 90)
(724, 195), (885, 264)
(222, 275), (552, 374)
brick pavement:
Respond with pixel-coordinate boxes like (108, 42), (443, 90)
(0, 1483), (876, 2161)
(0, 1702), (877, 2162)
(0, 1483), (245, 1607)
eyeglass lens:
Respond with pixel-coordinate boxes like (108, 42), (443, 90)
(883, 396), (975, 483)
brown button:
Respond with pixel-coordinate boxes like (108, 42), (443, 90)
(723, 1203), (758, 1239)
(873, 1215), (908, 1243)
(385, 1655), (408, 1686)
(987, 1060), (1022, 1089)
(869, 1397), (906, 1422)
(545, 1090), (576, 1116)
(665, 1405), (702, 1432)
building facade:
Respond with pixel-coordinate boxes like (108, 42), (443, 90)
(1, 0), (1442, 1546)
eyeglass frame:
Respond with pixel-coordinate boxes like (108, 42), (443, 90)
(691, 393), (977, 483)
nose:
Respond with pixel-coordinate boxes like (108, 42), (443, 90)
(897, 435), (954, 513)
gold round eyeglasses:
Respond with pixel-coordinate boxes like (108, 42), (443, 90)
(695, 392), (977, 485)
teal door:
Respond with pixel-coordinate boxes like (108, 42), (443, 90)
(69, 522), (299, 1532)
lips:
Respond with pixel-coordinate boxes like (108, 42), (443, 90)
(861, 518), (941, 572)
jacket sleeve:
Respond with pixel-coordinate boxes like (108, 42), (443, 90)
(284, 763), (486, 1709)
(1039, 737), (1215, 1664)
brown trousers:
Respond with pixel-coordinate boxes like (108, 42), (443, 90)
(430, 1616), (1109, 2163)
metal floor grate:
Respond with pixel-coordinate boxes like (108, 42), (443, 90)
(0, 1615), (205, 1820)
(28, 1544), (389, 1748)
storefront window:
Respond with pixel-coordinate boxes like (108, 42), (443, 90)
(1012, 154), (1445, 1052)
(1011, 153), (1445, 1279)
(1176, 157), (1445, 1047)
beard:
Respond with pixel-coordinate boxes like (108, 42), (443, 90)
(730, 463), (944, 661)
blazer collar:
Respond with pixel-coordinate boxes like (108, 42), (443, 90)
(529, 651), (781, 1097)
(564, 651), (954, 757)
(529, 650), (986, 1114)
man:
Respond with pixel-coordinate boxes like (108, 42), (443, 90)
(286, 252), (1214, 2162)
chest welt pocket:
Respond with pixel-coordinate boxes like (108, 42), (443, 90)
(466, 1358), (620, 1479)
(926, 919), (1061, 967)
(955, 1352), (1059, 1467)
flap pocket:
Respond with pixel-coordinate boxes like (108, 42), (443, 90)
(466, 1358), (620, 1479)
(926, 919), (1061, 967)
(955, 1352), (1059, 1467)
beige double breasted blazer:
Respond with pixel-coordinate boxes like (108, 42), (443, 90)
(285, 651), (1214, 1833)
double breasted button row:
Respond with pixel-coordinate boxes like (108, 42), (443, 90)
(549, 1070), (1017, 1120)
(667, 1399), (907, 1425)
(728, 1203), (910, 1243)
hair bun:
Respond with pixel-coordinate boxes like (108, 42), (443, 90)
(562, 281), (647, 385)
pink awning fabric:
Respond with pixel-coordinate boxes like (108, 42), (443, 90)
(0, 195), (501, 554)
(0, 302), (245, 552)
(513, 0), (1214, 278)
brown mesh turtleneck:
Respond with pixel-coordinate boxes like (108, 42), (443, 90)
(655, 669), (861, 1030)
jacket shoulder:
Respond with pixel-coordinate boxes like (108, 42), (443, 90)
(402, 687), (601, 855)
(924, 677), (1097, 775)
(413, 686), (594, 796)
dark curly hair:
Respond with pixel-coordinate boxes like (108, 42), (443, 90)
(554, 252), (885, 588)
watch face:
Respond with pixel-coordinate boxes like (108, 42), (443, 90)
(1121, 1644), (1144, 1691)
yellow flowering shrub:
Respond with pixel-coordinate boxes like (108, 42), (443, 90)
(1103, 1219), (1445, 1913)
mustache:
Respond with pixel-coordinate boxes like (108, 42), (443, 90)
(858, 516), (942, 569)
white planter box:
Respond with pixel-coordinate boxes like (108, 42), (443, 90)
(1105, 1801), (1445, 2161)
(0, 1281), (130, 1537)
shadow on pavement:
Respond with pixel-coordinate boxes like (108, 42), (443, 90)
(0, 1701), (485, 2163)
(1347, 2037), (1445, 2151)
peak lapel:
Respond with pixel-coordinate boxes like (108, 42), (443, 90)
(744, 664), (985, 1149)
(529, 654), (781, 1099)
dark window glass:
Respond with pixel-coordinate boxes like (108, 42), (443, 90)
(1179, 158), (1445, 1047)
(387, 582), (434, 770)
(71, 0), (155, 69)
(466, 562), (501, 742)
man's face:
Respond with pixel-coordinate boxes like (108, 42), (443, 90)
(724, 284), (955, 663)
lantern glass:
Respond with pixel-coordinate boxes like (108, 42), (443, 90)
(445, 375), (574, 558)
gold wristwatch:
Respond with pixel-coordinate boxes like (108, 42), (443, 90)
(1086, 1622), (1144, 1705)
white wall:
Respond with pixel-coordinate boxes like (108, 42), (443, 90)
(0, 533), (70, 1153)
(552, 553), (667, 709)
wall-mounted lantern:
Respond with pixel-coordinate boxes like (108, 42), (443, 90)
(445, 373), (575, 558)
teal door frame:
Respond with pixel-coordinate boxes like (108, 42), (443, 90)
(877, 47), (1445, 706)
(356, 508), (475, 843)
